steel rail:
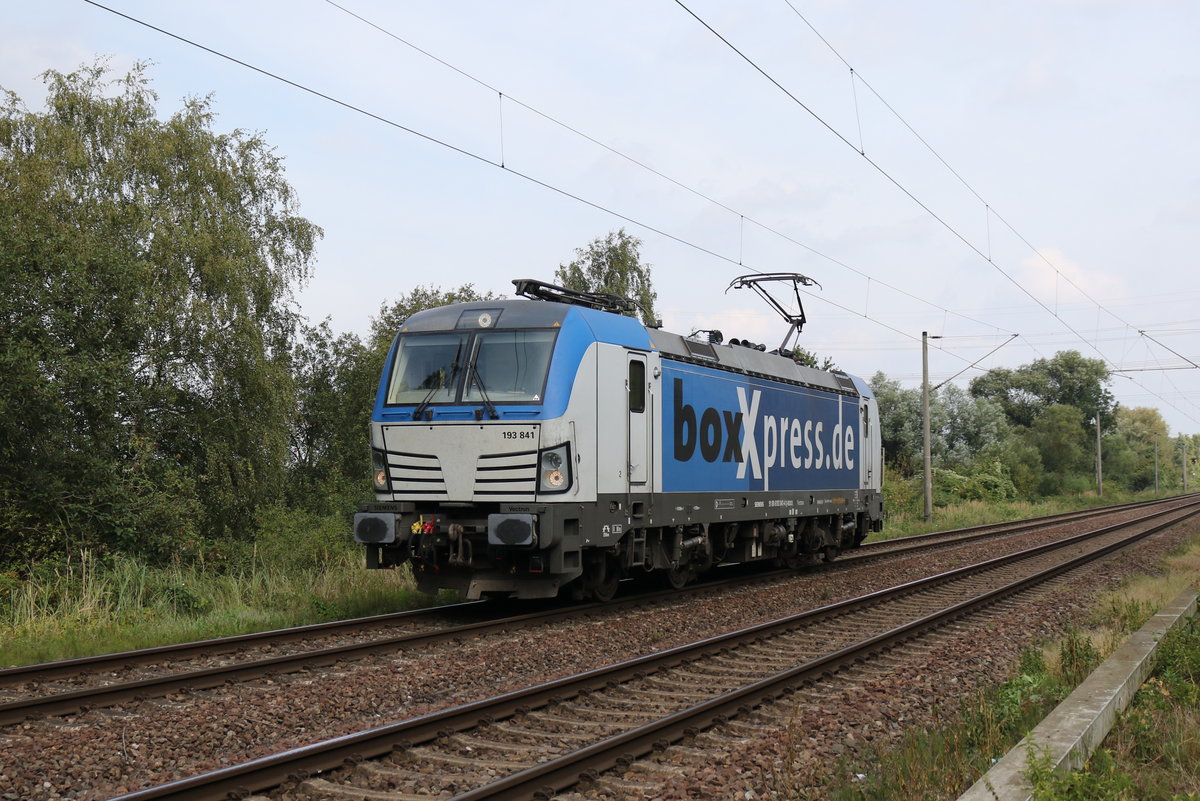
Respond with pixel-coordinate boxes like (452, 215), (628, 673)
(455, 500), (1200, 801)
(0, 559), (845, 723)
(4, 492), (1181, 687)
(0, 589), (660, 725)
(103, 498), (1200, 801)
(853, 492), (1195, 554)
(6, 496), (1186, 724)
(0, 602), (489, 682)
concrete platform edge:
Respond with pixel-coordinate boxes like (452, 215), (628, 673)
(956, 587), (1198, 801)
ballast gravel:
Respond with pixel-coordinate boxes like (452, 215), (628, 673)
(0, 509), (1195, 801)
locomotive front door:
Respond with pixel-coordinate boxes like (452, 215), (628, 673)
(626, 354), (649, 487)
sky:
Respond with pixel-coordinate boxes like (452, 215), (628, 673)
(4, 0), (1200, 438)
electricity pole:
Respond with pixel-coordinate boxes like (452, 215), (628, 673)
(922, 332), (932, 523)
(1095, 414), (1102, 497)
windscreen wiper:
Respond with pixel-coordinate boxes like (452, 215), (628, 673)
(412, 341), (462, 421)
(470, 366), (499, 422)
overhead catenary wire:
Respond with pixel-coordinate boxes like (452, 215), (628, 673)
(785, 0), (1200, 395)
(81, 0), (994, 372)
(780, 0), (1197, 373)
(934, 334), (1020, 390)
(80, 1), (1196, 424)
(675, 0), (1197, 424)
(319, 0), (1015, 338)
(672, 0), (1103, 342)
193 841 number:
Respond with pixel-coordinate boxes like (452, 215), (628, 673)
(502, 431), (535, 440)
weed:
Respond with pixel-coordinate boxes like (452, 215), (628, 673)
(1025, 745), (1138, 801)
(1056, 628), (1101, 686)
(1093, 595), (1153, 636)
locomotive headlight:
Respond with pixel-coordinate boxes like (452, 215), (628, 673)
(538, 443), (572, 494)
(371, 449), (390, 492)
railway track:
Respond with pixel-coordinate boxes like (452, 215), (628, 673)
(840, 493), (1185, 563)
(101, 496), (1200, 801)
(0, 494), (1189, 727)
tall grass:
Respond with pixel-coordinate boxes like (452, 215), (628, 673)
(0, 508), (429, 667)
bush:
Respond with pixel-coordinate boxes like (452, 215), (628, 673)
(931, 462), (1017, 506)
(243, 505), (354, 573)
(1153, 616), (1200, 706)
(883, 465), (922, 520)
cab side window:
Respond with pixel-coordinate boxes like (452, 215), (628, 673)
(628, 360), (645, 413)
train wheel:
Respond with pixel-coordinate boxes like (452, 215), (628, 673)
(823, 545), (840, 562)
(585, 551), (621, 602)
(663, 563), (692, 589)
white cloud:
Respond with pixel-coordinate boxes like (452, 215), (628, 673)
(1018, 248), (1127, 308)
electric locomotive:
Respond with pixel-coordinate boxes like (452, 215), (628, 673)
(353, 276), (883, 601)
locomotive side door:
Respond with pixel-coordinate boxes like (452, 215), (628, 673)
(626, 353), (650, 488)
(861, 399), (876, 488)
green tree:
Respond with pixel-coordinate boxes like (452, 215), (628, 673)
(969, 351), (1114, 430)
(868, 375), (1009, 473)
(1105, 407), (1169, 492)
(286, 321), (375, 516)
(937, 384), (1010, 468)
(869, 372), (924, 473)
(555, 228), (659, 326)
(1028, 404), (1091, 495)
(1171, 433), (1200, 492)
(979, 434), (1043, 497)
(0, 61), (320, 564)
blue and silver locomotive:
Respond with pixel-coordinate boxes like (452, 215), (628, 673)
(354, 277), (883, 601)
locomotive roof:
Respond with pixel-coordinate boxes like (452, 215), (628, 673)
(398, 298), (865, 398)
(398, 299), (572, 331)
(649, 329), (864, 398)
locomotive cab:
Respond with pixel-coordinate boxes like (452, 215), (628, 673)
(354, 295), (650, 599)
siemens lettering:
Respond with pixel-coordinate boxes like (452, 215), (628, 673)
(665, 365), (857, 493)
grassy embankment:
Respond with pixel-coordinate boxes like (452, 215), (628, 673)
(0, 511), (435, 667)
(0, 489), (1177, 669)
(771, 494), (1200, 801)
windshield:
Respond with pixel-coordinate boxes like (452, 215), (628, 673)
(385, 329), (556, 406)
(464, 330), (556, 403)
(385, 333), (467, 405)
